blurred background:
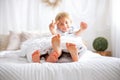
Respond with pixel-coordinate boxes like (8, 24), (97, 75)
(0, 0), (120, 57)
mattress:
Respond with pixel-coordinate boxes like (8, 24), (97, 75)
(0, 50), (120, 80)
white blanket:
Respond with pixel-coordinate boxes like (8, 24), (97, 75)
(0, 50), (120, 80)
(20, 36), (87, 62)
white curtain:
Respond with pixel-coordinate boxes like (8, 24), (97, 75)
(110, 0), (120, 58)
(0, 0), (51, 34)
(0, 0), (109, 34)
(1, 0), (120, 57)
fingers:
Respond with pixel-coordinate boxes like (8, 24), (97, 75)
(49, 20), (59, 29)
(80, 21), (88, 29)
(81, 22), (87, 26)
(51, 20), (59, 24)
(49, 20), (55, 29)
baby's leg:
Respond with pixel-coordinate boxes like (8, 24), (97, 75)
(46, 34), (61, 62)
(66, 43), (79, 62)
(52, 34), (61, 55)
(32, 50), (40, 63)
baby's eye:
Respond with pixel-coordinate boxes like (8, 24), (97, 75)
(65, 21), (68, 24)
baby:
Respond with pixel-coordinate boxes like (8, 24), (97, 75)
(32, 12), (87, 63)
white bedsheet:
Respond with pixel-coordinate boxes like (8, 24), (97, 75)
(0, 50), (120, 80)
(0, 50), (28, 63)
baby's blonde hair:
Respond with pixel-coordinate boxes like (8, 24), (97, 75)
(55, 12), (72, 23)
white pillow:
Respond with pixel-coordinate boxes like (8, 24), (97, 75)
(20, 32), (37, 42)
(0, 34), (9, 51)
(20, 32), (51, 42)
(6, 31), (21, 50)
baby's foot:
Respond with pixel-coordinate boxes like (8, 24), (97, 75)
(46, 51), (59, 63)
(32, 50), (40, 63)
(52, 34), (61, 56)
(66, 43), (79, 62)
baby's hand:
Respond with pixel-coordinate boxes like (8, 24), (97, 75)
(80, 22), (87, 30)
(49, 20), (55, 30)
(49, 20), (59, 30)
(49, 20), (59, 35)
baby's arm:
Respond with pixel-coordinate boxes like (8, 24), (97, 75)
(49, 20), (58, 35)
(75, 22), (87, 36)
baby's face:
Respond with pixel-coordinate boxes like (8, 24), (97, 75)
(57, 17), (71, 32)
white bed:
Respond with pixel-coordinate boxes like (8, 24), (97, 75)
(0, 32), (120, 80)
(0, 50), (120, 80)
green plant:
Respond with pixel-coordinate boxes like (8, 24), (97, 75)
(93, 37), (108, 51)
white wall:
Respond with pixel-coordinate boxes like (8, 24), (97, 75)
(0, 0), (111, 51)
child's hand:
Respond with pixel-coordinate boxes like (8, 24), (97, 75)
(49, 20), (59, 30)
(75, 22), (87, 36)
(49, 20), (59, 35)
(49, 20), (55, 30)
(80, 22), (87, 30)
